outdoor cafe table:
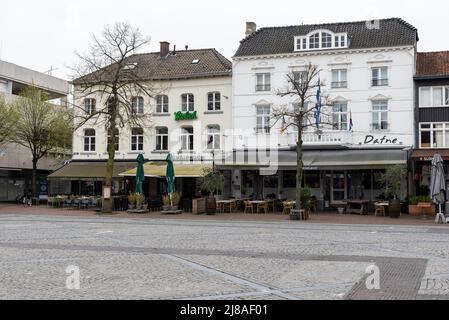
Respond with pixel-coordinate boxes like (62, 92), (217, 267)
(346, 200), (369, 215)
(216, 200), (236, 213)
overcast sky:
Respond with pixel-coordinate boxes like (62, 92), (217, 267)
(1, 0), (448, 80)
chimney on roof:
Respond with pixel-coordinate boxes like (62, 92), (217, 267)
(185, 45), (188, 51)
(160, 41), (170, 57)
(245, 22), (257, 36)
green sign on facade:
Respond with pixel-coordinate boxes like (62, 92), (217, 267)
(174, 111), (198, 121)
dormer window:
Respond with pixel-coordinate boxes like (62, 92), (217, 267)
(295, 30), (348, 52)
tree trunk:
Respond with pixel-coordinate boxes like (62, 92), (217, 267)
(296, 130), (303, 210)
(32, 158), (38, 198)
(102, 99), (117, 214)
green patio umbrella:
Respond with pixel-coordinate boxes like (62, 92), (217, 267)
(166, 153), (175, 205)
(134, 154), (145, 194)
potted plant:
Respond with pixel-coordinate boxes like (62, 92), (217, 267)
(291, 186), (313, 220)
(171, 192), (181, 211)
(198, 167), (225, 215)
(162, 195), (171, 211)
(408, 196), (435, 216)
(378, 165), (406, 218)
(127, 193), (136, 210)
(135, 193), (145, 210)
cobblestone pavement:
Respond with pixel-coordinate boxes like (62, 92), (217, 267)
(0, 212), (448, 300)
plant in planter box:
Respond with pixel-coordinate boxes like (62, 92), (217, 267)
(171, 192), (180, 210)
(162, 195), (171, 211)
(198, 167), (225, 215)
(135, 193), (145, 210)
(408, 195), (434, 216)
(127, 193), (137, 210)
(377, 165), (406, 218)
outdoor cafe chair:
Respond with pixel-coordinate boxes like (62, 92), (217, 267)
(243, 200), (254, 214)
(282, 201), (294, 215)
(257, 201), (268, 214)
(63, 199), (72, 209)
(71, 199), (81, 210)
(80, 199), (90, 210)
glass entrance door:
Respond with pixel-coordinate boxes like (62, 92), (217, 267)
(332, 171), (347, 203)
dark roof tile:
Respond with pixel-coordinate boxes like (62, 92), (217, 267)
(73, 48), (231, 84)
(234, 18), (418, 57)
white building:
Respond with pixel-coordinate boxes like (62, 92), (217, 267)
(223, 19), (418, 208)
(50, 43), (232, 203)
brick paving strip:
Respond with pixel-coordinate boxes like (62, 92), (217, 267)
(0, 240), (442, 300)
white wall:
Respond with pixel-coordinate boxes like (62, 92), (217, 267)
(72, 76), (232, 161)
(232, 47), (416, 149)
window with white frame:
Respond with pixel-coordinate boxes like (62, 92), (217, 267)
(84, 98), (96, 115)
(419, 87), (449, 107)
(207, 92), (221, 111)
(295, 31), (348, 51)
(132, 96), (144, 114)
(332, 102), (348, 131)
(83, 129), (96, 152)
(155, 127), (168, 151)
(107, 128), (119, 151)
(292, 102), (309, 129)
(419, 123), (449, 149)
(131, 128), (144, 151)
(256, 73), (271, 92)
(181, 94), (194, 111)
(256, 105), (271, 133)
(207, 125), (221, 150)
(331, 69), (348, 88)
(181, 126), (194, 151)
(156, 95), (169, 113)
(372, 100), (388, 130)
(292, 71), (307, 87)
(372, 67), (388, 86)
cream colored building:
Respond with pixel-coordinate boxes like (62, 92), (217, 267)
(51, 43), (232, 200)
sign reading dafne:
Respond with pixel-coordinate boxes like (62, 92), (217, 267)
(174, 111), (198, 121)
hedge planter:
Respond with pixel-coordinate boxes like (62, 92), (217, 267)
(389, 200), (401, 218)
(205, 197), (217, 215)
(408, 204), (435, 217)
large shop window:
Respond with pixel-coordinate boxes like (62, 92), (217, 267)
(420, 123), (449, 148)
(283, 171), (297, 188)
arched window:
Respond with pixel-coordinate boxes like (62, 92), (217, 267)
(207, 125), (220, 150)
(132, 96), (144, 114)
(309, 33), (320, 49)
(181, 126), (194, 151)
(131, 128), (144, 151)
(107, 128), (120, 151)
(84, 98), (96, 115)
(84, 129), (96, 152)
(156, 95), (169, 113)
(321, 32), (332, 48)
(181, 94), (194, 111)
(156, 127), (168, 151)
(207, 92), (221, 111)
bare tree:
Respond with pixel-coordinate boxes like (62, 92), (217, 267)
(71, 22), (159, 213)
(8, 86), (72, 197)
(272, 63), (332, 212)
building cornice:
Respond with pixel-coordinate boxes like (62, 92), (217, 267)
(232, 46), (415, 62)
